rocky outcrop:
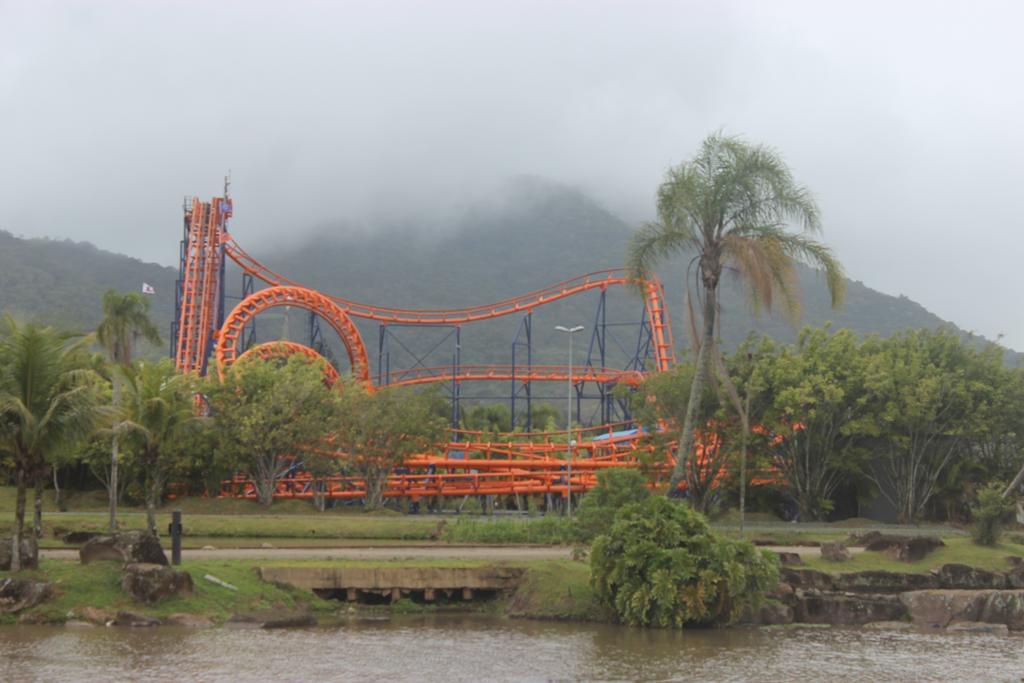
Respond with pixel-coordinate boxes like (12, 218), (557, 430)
(835, 570), (938, 593)
(900, 589), (1024, 630)
(166, 613), (215, 628)
(122, 563), (193, 604)
(780, 568), (835, 592)
(775, 551), (803, 567)
(820, 542), (850, 562)
(0, 537), (38, 570)
(79, 606), (114, 624)
(226, 610), (316, 629)
(792, 591), (906, 625)
(933, 563), (1006, 590)
(946, 621), (1009, 635)
(0, 577), (52, 613)
(848, 532), (944, 562)
(62, 531), (101, 545)
(114, 611), (162, 627)
(81, 531), (168, 566)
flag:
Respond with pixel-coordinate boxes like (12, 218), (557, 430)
(142, 283), (155, 295)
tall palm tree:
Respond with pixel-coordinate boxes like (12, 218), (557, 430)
(96, 290), (161, 532)
(627, 133), (845, 499)
(113, 360), (197, 535)
(0, 318), (99, 570)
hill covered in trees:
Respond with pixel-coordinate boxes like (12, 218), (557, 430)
(0, 178), (1012, 369)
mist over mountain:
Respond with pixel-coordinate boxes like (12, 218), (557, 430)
(0, 179), (1012, 372)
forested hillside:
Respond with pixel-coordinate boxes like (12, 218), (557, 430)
(0, 179), (1012, 371)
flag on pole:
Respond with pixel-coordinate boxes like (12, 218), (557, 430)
(142, 283), (155, 295)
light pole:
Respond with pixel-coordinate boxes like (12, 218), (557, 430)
(555, 324), (584, 516)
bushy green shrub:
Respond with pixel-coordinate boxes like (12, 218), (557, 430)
(590, 497), (778, 627)
(574, 468), (650, 542)
(971, 483), (1014, 546)
(443, 515), (576, 544)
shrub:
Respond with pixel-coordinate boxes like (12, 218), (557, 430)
(590, 497), (778, 627)
(971, 483), (1014, 546)
(574, 468), (650, 542)
(443, 515), (575, 544)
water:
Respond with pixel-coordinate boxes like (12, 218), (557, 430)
(2, 616), (1024, 682)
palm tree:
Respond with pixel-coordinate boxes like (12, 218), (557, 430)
(627, 133), (845, 500)
(96, 290), (161, 532)
(113, 360), (197, 535)
(0, 318), (100, 570)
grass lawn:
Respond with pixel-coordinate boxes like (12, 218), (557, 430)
(800, 536), (1024, 575)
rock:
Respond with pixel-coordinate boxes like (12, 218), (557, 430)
(770, 581), (795, 601)
(863, 620), (915, 631)
(860, 534), (944, 562)
(122, 563), (193, 604)
(201, 545), (217, 551)
(933, 564), (1007, 590)
(64, 620), (95, 629)
(62, 531), (102, 545)
(1006, 556), (1024, 568)
(759, 602), (794, 625)
(775, 551), (803, 566)
(900, 590), (989, 628)
(81, 531), (168, 566)
(793, 592), (906, 626)
(835, 570), (938, 594)
(114, 611), (162, 627)
(80, 606), (114, 624)
(0, 577), (53, 613)
(0, 536), (38, 570)
(226, 610), (316, 629)
(977, 591), (1024, 630)
(166, 613), (215, 628)
(946, 620), (1010, 635)
(820, 542), (851, 562)
(1005, 565), (1024, 589)
(780, 568), (835, 592)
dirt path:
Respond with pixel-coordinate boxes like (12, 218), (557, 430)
(41, 544), (575, 561)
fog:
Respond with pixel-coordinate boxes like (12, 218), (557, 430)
(2, 1), (1023, 345)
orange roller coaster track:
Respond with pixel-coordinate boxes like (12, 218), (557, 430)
(173, 193), (777, 504)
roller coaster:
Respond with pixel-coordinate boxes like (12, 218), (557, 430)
(171, 192), (711, 506)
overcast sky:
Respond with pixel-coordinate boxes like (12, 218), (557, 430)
(2, 1), (1023, 346)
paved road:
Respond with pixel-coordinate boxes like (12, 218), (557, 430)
(42, 544), (575, 561)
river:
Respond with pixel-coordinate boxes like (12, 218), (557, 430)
(2, 615), (1023, 681)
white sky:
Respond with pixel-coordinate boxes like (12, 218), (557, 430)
(2, 1), (1023, 345)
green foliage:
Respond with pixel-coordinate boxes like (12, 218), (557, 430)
(96, 290), (161, 366)
(971, 483), (1015, 546)
(590, 497), (778, 627)
(207, 356), (343, 506)
(444, 515), (576, 544)
(574, 468), (650, 542)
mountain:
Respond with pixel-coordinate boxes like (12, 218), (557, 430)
(0, 179), (1013, 373)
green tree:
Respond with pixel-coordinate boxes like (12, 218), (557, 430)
(862, 330), (993, 523)
(332, 380), (447, 510)
(626, 133), (844, 498)
(590, 496), (778, 627)
(113, 360), (199, 534)
(0, 318), (100, 570)
(96, 290), (161, 532)
(755, 328), (873, 520)
(208, 355), (342, 507)
(574, 467), (650, 542)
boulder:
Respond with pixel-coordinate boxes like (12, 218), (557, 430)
(900, 590), (989, 628)
(770, 581), (795, 601)
(0, 577), (52, 613)
(933, 564), (1006, 590)
(779, 568), (835, 592)
(775, 551), (803, 566)
(166, 613), (215, 628)
(0, 536), (38, 570)
(946, 620), (1010, 635)
(835, 570), (938, 594)
(114, 611), (162, 627)
(81, 531), (168, 566)
(861, 534), (944, 562)
(122, 563), (193, 604)
(758, 602), (794, 625)
(226, 610), (316, 629)
(820, 542), (851, 562)
(977, 591), (1024, 630)
(792, 591), (906, 625)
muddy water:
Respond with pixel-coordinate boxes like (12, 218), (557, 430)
(2, 616), (1023, 682)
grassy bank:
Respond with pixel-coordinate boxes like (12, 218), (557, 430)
(1, 557), (599, 626)
(800, 536), (1024, 575)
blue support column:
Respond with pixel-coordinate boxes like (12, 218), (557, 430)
(511, 311), (533, 431)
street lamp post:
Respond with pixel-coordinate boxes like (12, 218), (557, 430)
(555, 324), (584, 516)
